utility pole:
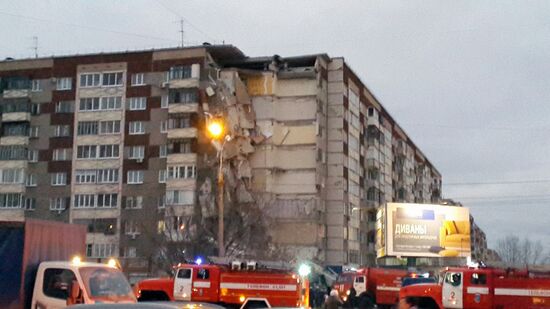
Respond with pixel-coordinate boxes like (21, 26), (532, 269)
(179, 18), (185, 47)
(32, 36), (38, 58)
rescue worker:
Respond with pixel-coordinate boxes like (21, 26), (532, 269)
(323, 289), (343, 309)
(344, 287), (357, 308)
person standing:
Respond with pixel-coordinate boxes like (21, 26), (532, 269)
(323, 289), (343, 309)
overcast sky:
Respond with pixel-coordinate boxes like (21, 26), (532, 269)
(2, 0), (550, 250)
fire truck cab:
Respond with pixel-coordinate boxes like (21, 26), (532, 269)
(400, 266), (550, 309)
(333, 267), (409, 308)
(136, 262), (309, 308)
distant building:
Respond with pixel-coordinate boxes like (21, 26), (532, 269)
(0, 45), (442, 278)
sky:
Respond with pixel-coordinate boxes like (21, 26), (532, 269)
(1, 0), (550, 250)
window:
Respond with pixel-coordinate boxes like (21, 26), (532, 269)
(77, 145), (97, 159)
(77, 121), (98, 135)
(128, 146), (145, 159)
(161, 95), (169, 108)
(53, 148), (70, 161)
(75, 170), (96, 184)
(49, 197), (67, 211)
(102, 72), (123, 86)
(124, 247), (137, 258)
(0, 193), (22, 208)
(168, 66), (192, 80)
(3, 123), (29, 136)
(31, 80), (41, 92)
(445, 272), (462, 287)
(129, 121), (145, 135)
(0, 146), (27, 160)
(99, 144), (119, 158)
(55, 101), (74, 113)
(100, 96), (122, 110)
(131, 73), (145, 86)
(26, 174), (37, 187)
(166, 190), (194, 205)
(74, 194), (95, 208)
(42, 268), (76, 299)
(127, 171), (144, 184)
(31, 103), (41, 115)
(54, 125), (71, 137)
(28, 150), (38, 162)
(24, 197), (36, 211)
(159, 170), (167, 183)
(159, 145), (167, 158)
(99, 120), (121, 134)
(168, 141), (193, 154)
(158, 195), (166, 209)
(160, 120), (168, 133)
(167, 165), (196, 179)
(0, 169), (24, 184)
(97, 169), (119, 183)
(128, 97), (146, 110)
(367, 107), (374, 117)
(87, 243), (117, 258)
(168, 116), (191, 129)
(97, 193), (118, 208)
(124, 220), (140, 235)
(56, 77), (72, 90)
(79, 97), (101, 111)
(125, 196), (143, 209)
(177, 268), (192, 279)
(168, 89), (198, 104)
(80, 73), (101, 88)
(51, 173), (67, 186)
(197, 269), (209, 280)
(471, 273), (487, 285)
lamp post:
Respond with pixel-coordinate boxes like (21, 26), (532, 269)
(205, 114), (228, 257)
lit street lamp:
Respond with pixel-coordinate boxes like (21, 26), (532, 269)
(205, 114), (229, 257)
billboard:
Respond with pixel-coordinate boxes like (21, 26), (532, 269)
(376, 203), (471, 258)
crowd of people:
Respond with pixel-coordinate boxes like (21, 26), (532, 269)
(313, 287), (420, 309)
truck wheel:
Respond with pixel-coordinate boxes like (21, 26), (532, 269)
(358, 294), (376, 309)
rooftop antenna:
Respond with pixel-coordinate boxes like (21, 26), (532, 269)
(32, 36), (38, 58)
(179, 18), (185, 47)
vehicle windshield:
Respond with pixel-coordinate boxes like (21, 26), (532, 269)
(79, 266), (136, 302)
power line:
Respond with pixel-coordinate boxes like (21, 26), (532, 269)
(0, 10), (178, 42)
(446, 179), (550, 186)
(452, 193), (550, 201)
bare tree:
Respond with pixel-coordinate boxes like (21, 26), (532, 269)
(496, 235), (545, 267)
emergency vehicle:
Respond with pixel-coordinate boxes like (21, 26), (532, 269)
(332, 267), (410, 308)
(135, 261), (309, 307)
(400, 266), (550, 308)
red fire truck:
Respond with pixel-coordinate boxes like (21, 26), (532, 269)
(399, 266), (550, 308)
(332, 267), (409, 308)
(135, 262), (309, 307)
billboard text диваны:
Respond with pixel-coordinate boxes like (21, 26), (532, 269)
(376, 203), (471, 258)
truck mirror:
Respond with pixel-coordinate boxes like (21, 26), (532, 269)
(67, 280), (83, 305)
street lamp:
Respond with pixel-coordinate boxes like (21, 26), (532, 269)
(205, 114), (229, 257)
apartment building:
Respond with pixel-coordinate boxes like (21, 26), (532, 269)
(0, 45), (442, 277)
(218, 55), (442, 267)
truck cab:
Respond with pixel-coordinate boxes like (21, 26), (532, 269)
(31, 260), (136, 308)
(399, 267), (495, 309)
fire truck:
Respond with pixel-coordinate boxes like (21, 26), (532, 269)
(332, 267), (410, 308)
(135, 261), (309, 307)
(399, 266), (550, 308)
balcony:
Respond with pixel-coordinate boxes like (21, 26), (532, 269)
(167, 153), (197, 165)
(2, 78), (31, 98)
(1, 99), (31, 122)
(166, 178), (196, 190)
(163, 64), (200, 89)
(167, 127), (198, 140)
(0, 136), (29, 146)
(168, 102), (199, 114)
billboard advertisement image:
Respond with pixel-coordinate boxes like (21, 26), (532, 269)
(377, 203), (471, 258)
